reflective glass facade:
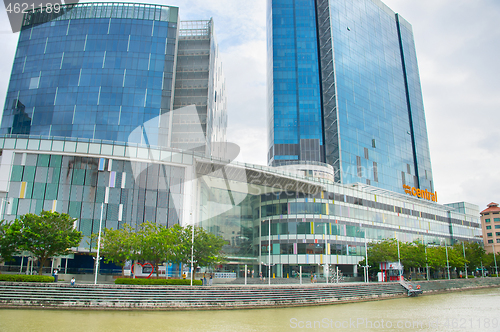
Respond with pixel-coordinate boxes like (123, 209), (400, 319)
(267, 0), (434, 195)
(0, 136), (480, 276)
(0, 3), (227, 260)
(267, 0), (323, 165)
(195, 158), (480, 278)
(1, 3), (179, 147)
(0, 137), (188, 250)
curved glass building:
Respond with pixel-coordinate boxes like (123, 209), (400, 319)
(2, 3), (178, 146)
(1, 3), (226, 155)
(0, 3), (228, 274)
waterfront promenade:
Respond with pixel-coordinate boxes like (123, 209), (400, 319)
(1, 278), (499, 310)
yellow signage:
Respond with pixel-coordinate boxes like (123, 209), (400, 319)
(403, 185), (437, 202)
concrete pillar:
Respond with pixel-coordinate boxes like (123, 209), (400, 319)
(353, 264), (358, 277)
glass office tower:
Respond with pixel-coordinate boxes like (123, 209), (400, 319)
(1, 3), (178, 147)
(0, 3), (226, 156)
(267, 0), (434, 195)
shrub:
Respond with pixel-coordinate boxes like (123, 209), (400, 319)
(0, 274), (55, 283)
(115, 278), (202, 286)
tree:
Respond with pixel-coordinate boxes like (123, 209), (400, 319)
(360, 239), (487, 279)
(166, 224), (187, 267)
(453, 242), (486, 273)
(446, 246), (465, 270)
(483, 252), (499, 274)
(426, 246), (446, 270)
(0, 219), (21, 265)
(12, 211), (82, 275)
(90, 223), (136, 277)
(400, 241), (426, 273)
(360, 239), (398, 275)
(178, 225), (226, 274)
(135, 221), (180, 278)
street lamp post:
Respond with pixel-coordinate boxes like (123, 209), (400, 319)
(425, 244), (429, 281)
(397, 237), (402, 280)
(299, 266), (302, 285)
(324, 223), (328, 284)
(268, 219), (271, 285)
(493, 244), (498, 277)
(190, 213), (195, 286)
(94, 203), (104, 285)
(364, 235), (369, 283)
(445, 244), (450, 280)
(259, 219), (262, 277)
(462, 242), (468, 279)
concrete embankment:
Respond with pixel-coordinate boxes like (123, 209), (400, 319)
(413, 277), (500, 294)
(0, 278), (498, 310)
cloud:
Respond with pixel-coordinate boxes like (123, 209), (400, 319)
(229, 126), (267, 166)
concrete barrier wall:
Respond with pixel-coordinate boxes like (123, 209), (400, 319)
(0, 277), (499, 310)
(416, 277), (500, 293)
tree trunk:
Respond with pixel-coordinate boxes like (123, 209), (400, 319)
(155, 260), (160, 279)
(39, 257), (47, 276)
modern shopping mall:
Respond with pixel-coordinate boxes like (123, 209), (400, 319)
(0, 1), (483, 278)
(0, 135), (481, 277)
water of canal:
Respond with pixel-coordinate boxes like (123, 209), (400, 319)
(0, 286), (499, 331)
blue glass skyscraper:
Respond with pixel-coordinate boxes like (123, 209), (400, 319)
(267, 0), (434, 195)
(1, 3), (226, 156)
(1, 3), (178, 146)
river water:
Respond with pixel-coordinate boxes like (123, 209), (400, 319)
(0, 287), (499, 332)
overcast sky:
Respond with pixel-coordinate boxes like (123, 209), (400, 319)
(0, 0), (499, 211)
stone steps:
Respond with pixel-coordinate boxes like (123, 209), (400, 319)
(0, 282), (406, 309)
(416, 278), (500, 292)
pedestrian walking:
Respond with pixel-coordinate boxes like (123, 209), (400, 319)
(209, 274), (213, 286)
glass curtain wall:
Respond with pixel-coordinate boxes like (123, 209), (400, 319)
(1, 3), (179, 148)
(267, 0), (323, 166)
